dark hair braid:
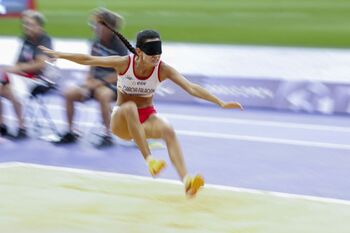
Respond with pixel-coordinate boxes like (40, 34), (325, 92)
(100, 21), (136, 55)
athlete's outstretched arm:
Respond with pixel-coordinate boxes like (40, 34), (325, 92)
(163, 63), (243, 110)
(38, 46), (126, 70)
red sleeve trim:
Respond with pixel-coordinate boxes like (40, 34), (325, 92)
(119, 56), (130, 75)
(157, 61), (162, 82)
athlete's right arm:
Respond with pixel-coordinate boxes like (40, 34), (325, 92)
(38, 46), (124, 69)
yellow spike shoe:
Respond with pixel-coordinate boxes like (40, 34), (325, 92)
(148, 159), (166, 177)
(185, 174), (205, 197)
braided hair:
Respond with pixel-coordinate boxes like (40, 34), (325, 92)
(100, 21), (137, 55)
(99, 20), (161, 56)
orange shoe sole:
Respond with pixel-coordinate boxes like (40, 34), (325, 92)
(186, 175), (205, 197)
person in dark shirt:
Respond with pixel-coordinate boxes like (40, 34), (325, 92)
(56, 8), (128, 147)
(0, 10), (52, 139)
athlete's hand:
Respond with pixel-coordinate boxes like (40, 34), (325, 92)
(38, 46), (60, 58)
(220, 101), (243, 110)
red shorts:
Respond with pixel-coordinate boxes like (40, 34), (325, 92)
(138, 106), (156, 123)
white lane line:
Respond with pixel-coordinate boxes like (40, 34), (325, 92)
(4, 114), (349, 150)
(176, 130), (350, 150)
(6, 100), (350, 133)
(0, 162), (23, 168)
(162, 113), (350, 133)
(1, 162), (350, 206)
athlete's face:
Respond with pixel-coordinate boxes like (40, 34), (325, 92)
(143, 53), (161, 67)
(140, 38), (161, 67)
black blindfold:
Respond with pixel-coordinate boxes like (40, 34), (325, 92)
(140, 40), (162, 55)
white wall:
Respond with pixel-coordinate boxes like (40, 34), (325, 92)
(1, 36), (350, 83)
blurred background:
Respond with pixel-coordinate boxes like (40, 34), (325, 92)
(1, 0), (350, 115)
(1, 0), (350, 46)
(1, 1), (350, 232)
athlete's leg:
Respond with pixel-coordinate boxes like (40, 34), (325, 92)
(110, 106), (130, 139)
(111, 101), (150, 158)
(110, 103), (165, 176)
(143, 115), (204, 196)
(143, 115), (187, 179)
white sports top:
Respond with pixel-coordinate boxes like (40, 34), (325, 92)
(117, 55), (162, 97)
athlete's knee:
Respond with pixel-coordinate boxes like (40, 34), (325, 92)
(121, 101), (138, 115)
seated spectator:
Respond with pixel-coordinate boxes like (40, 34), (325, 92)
(0, 10), (52, 139)
(56, 8), (128, 148)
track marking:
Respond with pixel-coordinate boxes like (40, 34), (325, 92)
(5, 100), (350, 133)
(4, 113), (350, 150)
(162, 113), (350, 133)
(176, 130), (350, 150)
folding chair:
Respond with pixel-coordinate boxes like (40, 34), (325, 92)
(24, 61), (62, 139)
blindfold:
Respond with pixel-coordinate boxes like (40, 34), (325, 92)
(140, 40), (162, 56)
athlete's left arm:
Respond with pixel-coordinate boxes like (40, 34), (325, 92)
(162, 63), (243, 110)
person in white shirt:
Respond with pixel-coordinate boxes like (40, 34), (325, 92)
(1, 10), (51, 139)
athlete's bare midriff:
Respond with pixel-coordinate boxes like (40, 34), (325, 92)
(116, 90), (154, 108)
